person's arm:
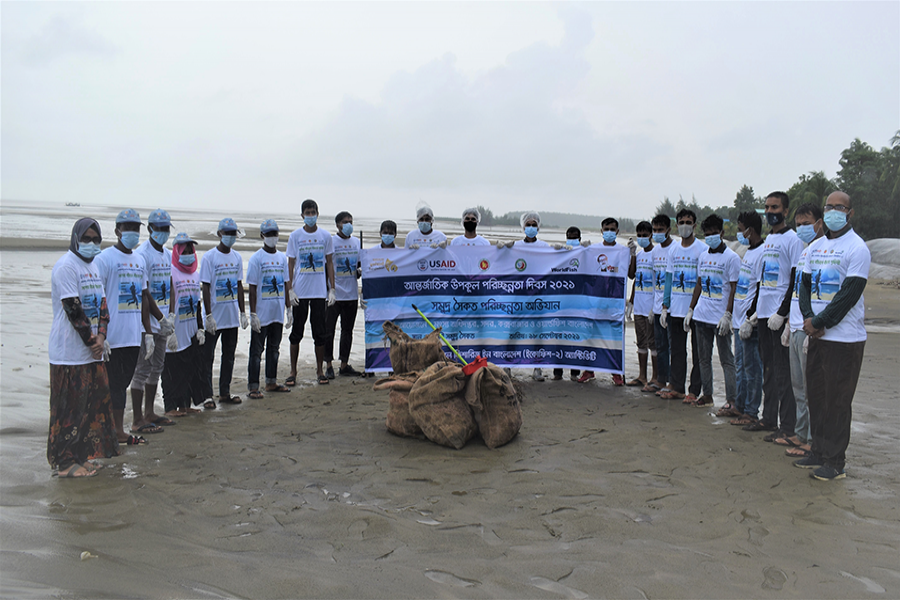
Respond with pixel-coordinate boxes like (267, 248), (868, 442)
(726, 281), (736, 314)
(688, 278), (701, 310)
(143, 289), (164, 321)
(325, 254), (335, 291)
(61, 297), (95, 345)
(202, 283), (212, 314)
(811, 277), (867, 330)
(775, 267), (795, 317)
(747, 282), (760, 318)
(628, 282), (635, 304)
(141, 289), (152, 333)
(799, 272), (813, 320)
(249, 284), (257, 314)
(237, 281), (245, 314)
(663, 272), (673, 308)
(168, 278), (176, 315)
(628, 255), (636, 280)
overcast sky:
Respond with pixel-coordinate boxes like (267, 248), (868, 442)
(3, 2), (898, 220)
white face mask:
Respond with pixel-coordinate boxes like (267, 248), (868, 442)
(263, 236), (278, 248)
(678, 224), (694, 238)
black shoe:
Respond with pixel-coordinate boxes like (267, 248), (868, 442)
(793, 454), (824, 469)
(339, 365), (362, 376)
(325, 365), (335, 380)
(743, 421), (777, 432)
(810, 464), (846, 481)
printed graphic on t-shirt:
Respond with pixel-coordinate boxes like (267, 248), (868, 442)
(700, 274), (723, 298)
(149, 278), (169, 309)
(178, 293), (199, 322)
(792, 267), (802, 300)
(635, 270), (652, 292)
(260, 271), (284, 299)
(808, 267), (839, 301)
(671, 265), (696, 295)
(654, 268), (666, 290)
(297, 249), (325, 273)
(735, 268), (753, 300)
(118, 280), (142, 311)
(216, 276), (238, 302)
(82, 292), (101, 326)
(761, 258), (780, 287)
(335, 254), (356, 278)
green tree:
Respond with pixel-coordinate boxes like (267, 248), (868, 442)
(733, 184), (763, 214)
(476, 205), (494, 227)
(654, 196), (676, 218)
(835, 137), (900, 240)
(786, 172), (836, 220)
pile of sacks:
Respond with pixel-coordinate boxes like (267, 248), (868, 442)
(374, 322), (522, 449)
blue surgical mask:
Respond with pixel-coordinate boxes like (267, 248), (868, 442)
(652, 232), (666, 244)
(221, 235), (237, 248)
(602, 231), (617, 244)
(77, 242), (101, 259)
(150, 230), (169, 246)
(524, 226), (538, 239)
(796, 224), (817, 244)
(304, 216), (318, 227)
(823, 210), (847, 232)
(341, 223), (353, 237)
(178, 254), (195, 266)
(121, 231), (140, 249)
(566, 238), (580, 247)
(381, 234), (395, 246)
(704, 234), (721, 249)
(418, 221), (432, 234)
(637, 237), (650, 248)
(737, 232), (750, 246)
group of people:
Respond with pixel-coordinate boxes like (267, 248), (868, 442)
(624, 191), (869, 482)
(48, 192), (869, 483)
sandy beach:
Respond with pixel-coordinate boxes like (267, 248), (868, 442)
(1, 206), (899, 598)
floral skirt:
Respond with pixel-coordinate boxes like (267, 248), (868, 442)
(47, 362), (120, 470)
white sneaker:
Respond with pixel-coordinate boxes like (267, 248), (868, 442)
(532, 368), (545, 382)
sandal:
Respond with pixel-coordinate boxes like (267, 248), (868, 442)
(626, 378), (645, 387)
(248, 390), (264, 399)
(125, 435), (147, 445)
(219, 395), (243, 404)
(612, 374), (625, 386)
(203, 400), (217, 410)
(730, 414), (756, 426)
(715, 403), (735, 417)
(786, 445), (811, 458)
(694, 395), (714, 407)
(659, 390), (685, 400)
(265, 384), (291, 393)
(641, 382), (661, 393)
(763, 431), (786, 443)
(774, 436), (802, 447)
(285, 375), (297, 387)
(152, 416), (177, 426)
(317, 374), (330, 385)
(131, 423), (163, 434)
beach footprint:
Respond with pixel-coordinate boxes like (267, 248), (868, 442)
(424, 570), (479, 588)
(762, 566), (787, 590)
(530, 576), (589, 599)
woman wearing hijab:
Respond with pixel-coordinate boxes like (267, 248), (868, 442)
(161, 233), (207, 416)
(48, 218), (120, 478)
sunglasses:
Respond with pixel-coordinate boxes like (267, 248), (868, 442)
(80, 236), (101, 244)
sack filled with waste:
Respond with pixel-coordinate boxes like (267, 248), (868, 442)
(463, 362), (522, 448)
(382, 321), (446, 374)
(407, 361), (476, 449)
(374, 373), (424, 438)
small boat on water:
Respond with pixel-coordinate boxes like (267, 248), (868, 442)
(65, 202), (81, 207)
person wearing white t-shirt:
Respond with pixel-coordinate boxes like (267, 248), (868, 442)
(684, 214), (740, 409)
(450, 207), (490, 247)
(325, 211), (363, 378)
(660, 209), (704, 402)
(625, 221), (658, 389)
(405, 201), (447, 249)
(507, 211), (549, 381)
(129, 208), (177, 432)
(752, 191), (804, 439)
(649, 214), (675, 395)
(795, 192), (870, 481)
(286, 199), (335, 386)
(96, 209), (153, 445)
(551, 227), (585, 382)
(247, 219), (292, 397)
(200, 217), (248, 407)
(47, 218), (119, 478)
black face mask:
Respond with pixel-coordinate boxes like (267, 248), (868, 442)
(463, 221), (477, 233)
(766, 212), (784, 227)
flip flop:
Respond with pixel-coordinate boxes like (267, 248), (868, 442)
(786, 446), (811, 458)
(131, 423), (163, 434)
(203, 400), (217, 410)
(248, 390), (264, 399)
(219, 395), (243, 404)
(317, 374), (330, 385)
(125, 435), (147, 445)
(265, 384), (291, 393)
(152, 416), (177, 426)
(285, 375), (297, 387)
(655, 387), (674, 397)
(731, 415), (756, 426)
(694, 396), (714, 407)
(659, 390), (685, 400)
(626, 378), (645, 387)
(774, 436), (801, 447)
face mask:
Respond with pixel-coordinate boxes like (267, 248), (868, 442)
(637, 237), (650, 248)
(263, 236), (278, 248)
(766, 212), (784, 227)
(737, 232), (750, 246)
(602, 231), (617, 244)
(77, 242), (101, 259)
(178, 254), (196, 266)
(652, 232), (666, 244)
(120, 231), (140, 249)
(704, 234), (721, 249)
(566, 238), (580, 247)
(796, 224), (817, 244)
(463, 221), (477, 233)
(304, 216), (318, 227)
(677, 224), (693, 238)
(824, 210), (847, 232)
(150, 230), (169, 246)
(524, 226), (538, 239)
(418, 221), (432, 234)
(381, 234), (395, 246)
(221, 235), (237, 248)
(341, 223), (353, 237)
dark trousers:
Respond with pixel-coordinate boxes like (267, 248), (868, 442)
(552, 368), (581, 379)
(161, 338), (205, 411)
(653, 313), (670, 386)
(204, 327), (238, 399)
(107, 346), (140, 410)
(758, 318), (796, 434)
(249, 322), (283, 389)
(289, 298), (327, 346)
(325, 300), (358, 363)
(806, 338), (865, 470)
(668, 317), (700, 395)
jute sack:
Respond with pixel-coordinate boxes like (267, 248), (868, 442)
(374, 373), (423, 438)
(382, 321), (446, 374)
(463, 363), (522, 449)
(408, 361), (476, 449)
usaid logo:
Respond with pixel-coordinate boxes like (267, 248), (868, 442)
(417, 260), (428, 271)
(418, 259), (457, 272)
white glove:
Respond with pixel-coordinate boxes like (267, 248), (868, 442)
(660, 306), (668, 329)
(768, 313), (785, 331)
(802, 335), (808, 355)
(205, 313), (217, 335)
(327, 288), (337, 307)
(739, 319), (753, 340)
(625, 302), (633, 321)
(284, 306), (293, 329)
(552, 243), (566, 250)
(103, 340), (111, 362)
(581, 240), (591, 247)
(159, 313), (176, 337)
(144, 334), (156, 360)
(748, 312), (758, 327)
(718, 312), (732, 337)
(683, 308), (693, 332)
(250, 312), (261, 333)
(289, 289), (300, 306)
(430, 240), (448, 249)
(195, 329), (205, 345)
(359, 298), (368, 310)
(628, 238), (637, 256)
(240, 312), (249, 330)
(408, 244), (420, 250)
(781, 325), (791, 347)
(166, 332), (178, 351)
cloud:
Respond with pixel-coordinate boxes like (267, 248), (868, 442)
(21, 16), (118, 67)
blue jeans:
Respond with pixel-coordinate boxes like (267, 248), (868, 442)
(653, 313), (670, 386)
(695, 322), (736, 402)
(249, 322), (283, 390)
(735, 326), (762, 418)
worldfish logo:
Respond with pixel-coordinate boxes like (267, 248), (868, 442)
(515, 258), (527, 272)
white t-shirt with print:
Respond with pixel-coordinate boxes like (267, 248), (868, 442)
(170, 267), (202, 353)
(693, 246), (741, 326)
(404, 229), (447, 248)
(450, 235), (490, 247)
(651, 241), (674, 315)
(199, 247), (243, 329)
(789, 246), (811, 333)
(49, 252), (106, 365)
(512, 239), (550, 249)
(134, 241), (172, 334)
(756, 229), (803, 319)
(666, 238), (705, 318)
(331, 234), (361, 301)
(286, 227), (333, 299)
(732, 244), (765, 329)
(247, 248), (289, 326)
(803, 229), (870, 343)
(95, 246), (148, 349)
(633, 247), (655, 317)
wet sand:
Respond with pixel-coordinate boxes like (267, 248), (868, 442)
(2, 248), (899, 598)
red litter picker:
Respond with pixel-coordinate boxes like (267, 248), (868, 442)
(411, 304), (487, 376)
